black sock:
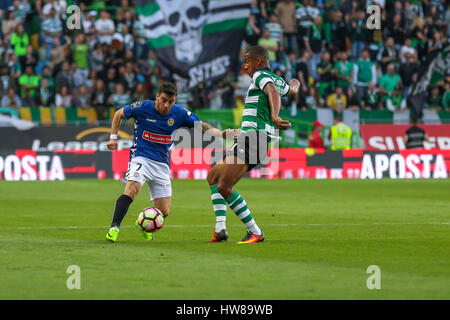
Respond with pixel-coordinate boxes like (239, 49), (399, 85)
(110, 194), (133, 228)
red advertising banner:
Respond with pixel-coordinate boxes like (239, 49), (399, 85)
(360, 124), (450, 150)
(0, 149), (448, 181)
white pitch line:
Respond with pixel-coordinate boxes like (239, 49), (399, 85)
(3, 222), (449, 231)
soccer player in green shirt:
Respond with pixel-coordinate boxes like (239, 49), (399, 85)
(206, 46), (300, 244)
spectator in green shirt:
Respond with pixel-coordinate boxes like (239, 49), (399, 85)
(379, 63), (403, 103)
(18, 65), (39, 100)
(10, 24), (29, 62)
(108, 83), (131, 109)
(354, 49), (377, 100)
(71, 34), (89, 80)
(258, 29), (280, 70)
(333, 51), (354, 91)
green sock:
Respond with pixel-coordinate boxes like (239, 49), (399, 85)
(210, 185), (227, 232)
(226, 191), (262, 235)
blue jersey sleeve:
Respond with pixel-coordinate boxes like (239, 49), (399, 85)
(123, 100), (145, 119)
(181, 108), (200, 128)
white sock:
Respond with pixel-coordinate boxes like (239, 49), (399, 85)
(215, 217), (226, 233)
(247, 222), (262, 235)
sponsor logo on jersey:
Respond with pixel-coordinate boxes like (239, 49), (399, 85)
(131, 100), (143, 109)
(142, 131), (172, 144)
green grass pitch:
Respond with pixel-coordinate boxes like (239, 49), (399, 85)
(0, 179), (449, 299)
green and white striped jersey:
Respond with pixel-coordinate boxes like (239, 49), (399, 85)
(242, 69), (290, 139)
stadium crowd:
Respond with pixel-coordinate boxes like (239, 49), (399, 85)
(0, 0), (449, 121)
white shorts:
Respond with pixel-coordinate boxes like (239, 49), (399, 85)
(125, 156), (172, 201)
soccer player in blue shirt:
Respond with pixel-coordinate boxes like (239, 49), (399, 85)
(105, 82), (235, 243)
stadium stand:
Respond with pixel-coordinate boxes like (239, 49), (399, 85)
(0, 0), (449, 149)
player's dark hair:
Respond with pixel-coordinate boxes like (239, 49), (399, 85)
(159, 82), (177, 97)
(246, 46), (269, 63)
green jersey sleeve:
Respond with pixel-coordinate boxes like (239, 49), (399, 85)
(253, 71), (274, 91)
(252, 70), (290, 97)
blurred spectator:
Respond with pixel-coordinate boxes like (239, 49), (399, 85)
(18, 64), (38, 100)
(73, 85), (91, 109)
(325, 10), (347, 53)
(122, 61), (137, 93)
(443, 81), (450, 112)
(83, 11), (97, 34)
(2, 10), (18, 43)
(425, 86), (443, 111)
(22, 86), (36, 108)
(348, 10), (368, 61)
(378, 63), (402, 104)
(72, 34), (89, 80)
(134, 83), (149, 101)
(22, 45), (38, 71)
(326, 86), (347, 113)
(96, 10), (115, 45)
(108, 82), (131, 109)
(42, 0), (66, 19)
(10, 24), (29, 64)
(386, 85), (407, 112)
(308, 120), (324, 148)
(1, 87), (21, 109)
(346, 87), (360, 111)
(35, 77), (53, 107)
(113, 24), (134, 52)
(258, 29), (279, 70)
(303, 15), (322, 81)
(317, 50), (334, 98)
(91, 79), (108, 120)
(41, 66), (55, 96)
(333, 51), (354, 92)
(55, 61), (74, 91)
(275, 0), (297, 54)
(55, 85), (73, 108)
(41, 7), (63, 61)
(295, 50), (310, 90)
(265, 13), (284, 53)
(219, 74), (235, 109)
(399, 54), (419, 99)
(305, 86), (320, 109)
(296, 0), (320, 52)
(354, 49), (377, 100)
(71, 62), (85, 89)
(0, 64), (16, 97)
(10, 0), (29, 24)
(399, 38), (417, 63)
(90, 43), (105, 73)
(377, 36), (398, 73)
(245, 14), (261, 46)
(361, 82), (382, 111)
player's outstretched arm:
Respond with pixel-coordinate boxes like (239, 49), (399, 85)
(287, 79), (301, 97)
(200, 121), (240, 139)
(107, 108), (125, 150)
(264, 83), (291, 130)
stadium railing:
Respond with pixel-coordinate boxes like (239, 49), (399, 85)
(0, 107), (19, 118)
